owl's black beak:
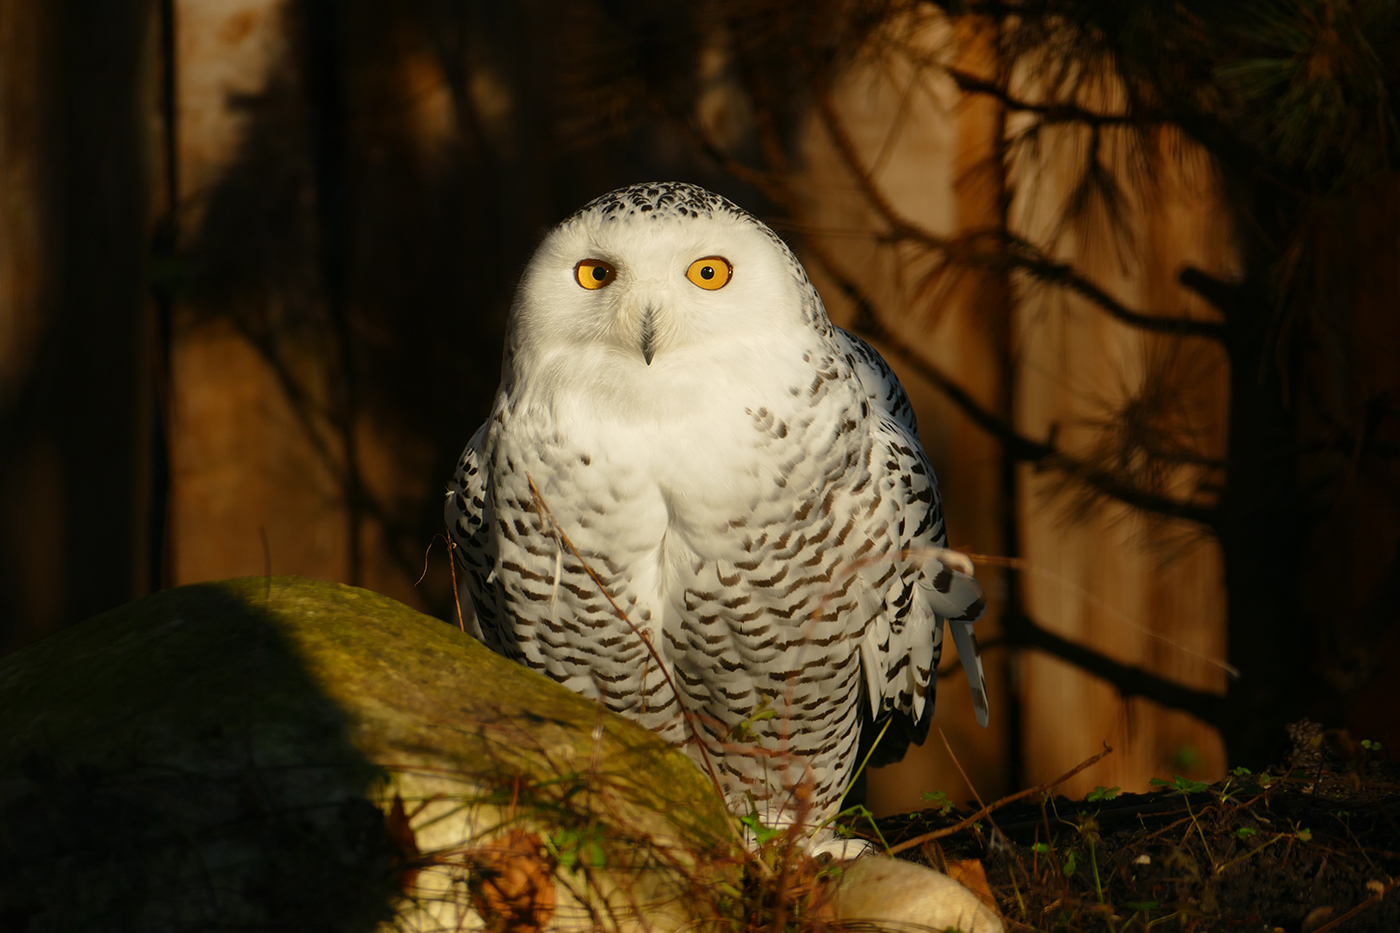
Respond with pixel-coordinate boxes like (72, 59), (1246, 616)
(640, 307), (656, 365)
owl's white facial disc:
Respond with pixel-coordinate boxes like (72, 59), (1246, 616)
(503, 182), (828, 414)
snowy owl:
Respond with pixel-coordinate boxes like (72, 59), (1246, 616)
(446, 181), (987, 846)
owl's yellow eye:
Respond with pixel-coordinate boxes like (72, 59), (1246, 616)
(686, 256), (732, 290)
(575, 259), (616, 290)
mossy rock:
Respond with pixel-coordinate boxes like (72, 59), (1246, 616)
(0, 576), (734, 932)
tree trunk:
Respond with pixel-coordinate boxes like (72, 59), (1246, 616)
(1214, 191), (1308, 768)
(0, 1), (157, 652)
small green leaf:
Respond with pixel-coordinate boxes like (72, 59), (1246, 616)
(1032, 842), (1050, 854)
(1063, 850), (1078, 875)
(1086, 785), (1120, 803)
(919, 789), (955, 816)
(1297, 827), (1312, 842)
(550, 825), (608, 871)
(1230, 766), (1252, 777)
(1150, 775), (1209, 795)
(1235, 826), (1257, 838)
(740, 811), (783, 845)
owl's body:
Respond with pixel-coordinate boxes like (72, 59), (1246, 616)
(447, 183), (986, 839)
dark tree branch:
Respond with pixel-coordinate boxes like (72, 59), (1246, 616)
(943, 66), (1163, 128)
(1004, 610), (1228, 727)
(1179, 265), (1249, 322)
(913, 0), (1272, 180)
(813, 92), (1226, 342)
(874, 320), (1221, 527)
(1002, 233), (1226, 339)
(821, 269), (1222, 528)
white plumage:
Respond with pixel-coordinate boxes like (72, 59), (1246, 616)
(446, 182), (986, 843)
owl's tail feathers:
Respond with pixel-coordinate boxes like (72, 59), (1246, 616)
(950, 619), (990, 728)
(917, 549), (990, 728)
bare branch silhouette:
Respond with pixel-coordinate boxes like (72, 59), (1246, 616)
(813, 91), (1227, 341)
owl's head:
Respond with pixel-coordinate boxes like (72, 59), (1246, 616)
(503, 182), (829, 402)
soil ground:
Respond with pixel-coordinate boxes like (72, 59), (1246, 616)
(868, 729), (1400, 933)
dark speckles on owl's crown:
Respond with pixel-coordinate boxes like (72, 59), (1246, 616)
(569, 181), (754, 225)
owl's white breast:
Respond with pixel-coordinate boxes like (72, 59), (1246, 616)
(495, 326), (856, 603)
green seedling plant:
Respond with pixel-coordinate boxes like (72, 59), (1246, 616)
(920, 789), (956, 817)
(1030, 839), (1053, 882)
(1050, 793), (1119, 927)
(1149, 775), (1209, 795)
(1150, 775), (1215, 869)
(1086, 785), (1120, 804)
(1076, 816), (1108, 906)
(1220, 765), (1274, 803)
(824, 803), (891, 853)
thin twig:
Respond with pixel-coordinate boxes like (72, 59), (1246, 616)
(446, 539), (466, 632)
(936, 725), (1002, 844)
(524, 475), (730, 824)
(942, 65), (1161, 128)
(888, 744), (1114, 855)
(1308, 877), (1399, 933)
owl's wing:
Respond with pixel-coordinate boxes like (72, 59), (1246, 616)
(445, 422), (502, 649)
(836, 329), (989, 762)
(838, 327), (920, 436)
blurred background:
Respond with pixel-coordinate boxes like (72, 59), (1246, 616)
(3, 0), (1398, 815)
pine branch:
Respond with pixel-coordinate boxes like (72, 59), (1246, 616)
(943, 66), (1161, 128)
(819, 266), (1221, 528)
(914, 0), (1269, 179)
(813, 91), (1226, 341)
(1002, 233), (1225, 340)
(1178, 266), (1249, 322)
(1004, 609), (1228, 727)
(874, 319), (1220, 527)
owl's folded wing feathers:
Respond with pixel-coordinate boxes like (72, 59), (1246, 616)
(837, 328), (990, 739)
